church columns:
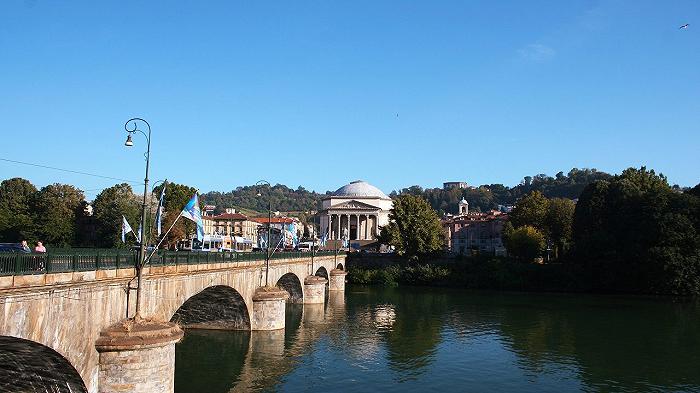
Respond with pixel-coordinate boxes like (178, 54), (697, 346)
(365, 214), (371, 239)
(336, 214), (341, 240)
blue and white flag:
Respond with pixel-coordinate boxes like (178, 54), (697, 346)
(121, 216), (134, 243)
(287, 223), (298, 247)
(319, 232), (328, 247)
(180, 193), (204, 240)
(137, 223), (142, 244)
(155, 184), (166, 236)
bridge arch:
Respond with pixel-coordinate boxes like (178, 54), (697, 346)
(276, 273), (304, 303)
(171, 285), (251, 330)
(0, 335), (88, 393)
(315, 266), (329, 280)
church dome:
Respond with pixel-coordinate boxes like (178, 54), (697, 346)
(333, 180), (390, 199)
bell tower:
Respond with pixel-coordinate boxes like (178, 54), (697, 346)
(458, 198), (469, 215)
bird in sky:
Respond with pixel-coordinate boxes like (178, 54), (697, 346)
(679, 23), (689, 29)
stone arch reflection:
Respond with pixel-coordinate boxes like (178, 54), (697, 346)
(0, 336), (87, 393)
(277, 273), (304, 303)
(171, 285), (251, 330)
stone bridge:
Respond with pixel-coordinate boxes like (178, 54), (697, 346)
(0, 252), (347, 393)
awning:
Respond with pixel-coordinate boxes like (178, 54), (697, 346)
(233, 236), (253, 244)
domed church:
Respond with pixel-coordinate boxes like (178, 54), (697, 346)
(320, 180), (393, 247)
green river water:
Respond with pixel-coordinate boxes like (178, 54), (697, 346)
(174, 286), (700, 393)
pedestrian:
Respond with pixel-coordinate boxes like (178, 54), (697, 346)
(20, 240), (31, 253)
(34, 241), (46, 253)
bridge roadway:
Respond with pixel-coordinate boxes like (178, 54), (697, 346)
(0, 252), (347, 393)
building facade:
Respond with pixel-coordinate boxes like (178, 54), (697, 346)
(201, 211), (261, 251)
(443, 181), (469, 189)
(320, 180), (393, 245)
(251, 217), (302, 250)
(444, 209), (508, 256)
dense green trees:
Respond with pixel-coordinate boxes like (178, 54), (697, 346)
(0, 178), (38, 242)
(92, 183), (141, 248)
(391, 168), (611, 215)
(503, 225), (546, 261)
(572, 167), (700, 295)
(153, 182), (198, 249)
(0, 178), (85, 247)
(33, 184), (85, 247)
(506, 191), (575, 260)
(201, 184), (322, 214)
(377, 195), (445, 258)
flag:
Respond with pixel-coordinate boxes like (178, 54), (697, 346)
(319, 232), (328, 247)
(155, 184), (166, 236)
(287, 223), (298, 247)
(180, 193), (204, 240)
(137, 223), (142, 244)
(121, 216), (134, 243)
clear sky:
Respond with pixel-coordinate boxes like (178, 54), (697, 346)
(1, 0), (698, 199)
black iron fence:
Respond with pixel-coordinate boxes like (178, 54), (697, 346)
(0, 249), (342, 276)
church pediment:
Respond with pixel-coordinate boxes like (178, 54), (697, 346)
(329, 200), (381, 210)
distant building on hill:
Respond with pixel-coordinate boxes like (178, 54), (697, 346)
(443, 181), (468, 190)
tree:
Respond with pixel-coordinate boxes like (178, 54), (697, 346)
(34, 184), (85, 247)
(572, 167), (700, 295)
(0, 178), (37, 242)
(509, 191), (549, 230)
(92, 183), (141, 248)
(545, 198), (576, 258)
(153, 182), (198, 249)
(378, 195), (445, 258)
(503, 225), (545, 261)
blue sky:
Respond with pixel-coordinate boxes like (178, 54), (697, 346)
(1, 0), (698, 199)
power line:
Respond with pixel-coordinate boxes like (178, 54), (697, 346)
(0, 157), (141, 185)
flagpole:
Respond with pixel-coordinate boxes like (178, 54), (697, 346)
(144, 215), (182, 265)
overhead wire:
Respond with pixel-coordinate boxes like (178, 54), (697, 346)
(0, 157), (141, 185)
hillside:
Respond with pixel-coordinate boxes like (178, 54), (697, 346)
(201, 168), (613, 217)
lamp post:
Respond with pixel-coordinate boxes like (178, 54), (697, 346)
(123, 117), (151, 319)
(255, 180), (272, 287)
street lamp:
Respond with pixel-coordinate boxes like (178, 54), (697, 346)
(123, 117), (151, 319)
(255, 180), (272, 287)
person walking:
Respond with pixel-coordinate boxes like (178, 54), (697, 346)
(34, 242), (46, 253)
(20, 240), (31, 253)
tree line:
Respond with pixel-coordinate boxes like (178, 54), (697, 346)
(391, 168), (613, 215)
(0, 178), (199, 249)
(375, 167), (700, 296)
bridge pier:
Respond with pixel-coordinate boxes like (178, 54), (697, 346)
(329, 268), (348, 291)
(251, 286), (289, 331)
(95, 319), (183, 393)
(303, 275), (327, 304)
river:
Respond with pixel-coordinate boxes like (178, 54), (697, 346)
(174, 286), (700, 393)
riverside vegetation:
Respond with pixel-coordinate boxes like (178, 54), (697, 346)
(353, 167), (700, 296)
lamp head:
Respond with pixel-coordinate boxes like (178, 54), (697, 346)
(124, 134), (134, 147)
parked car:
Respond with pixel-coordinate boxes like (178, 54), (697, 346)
(0, 243), (29, 253)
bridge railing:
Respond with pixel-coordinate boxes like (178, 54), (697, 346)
(0, 249), (344, 276)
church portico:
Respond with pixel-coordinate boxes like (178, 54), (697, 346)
(321, 181), (393, 248)
(327, 212), (379, 241)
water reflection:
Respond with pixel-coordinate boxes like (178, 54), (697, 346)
(175, 287), (700, 393)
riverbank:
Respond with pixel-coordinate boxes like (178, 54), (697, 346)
(347, 256), (588, 293)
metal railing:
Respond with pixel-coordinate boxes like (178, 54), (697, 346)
(0, 249), (343, 276)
